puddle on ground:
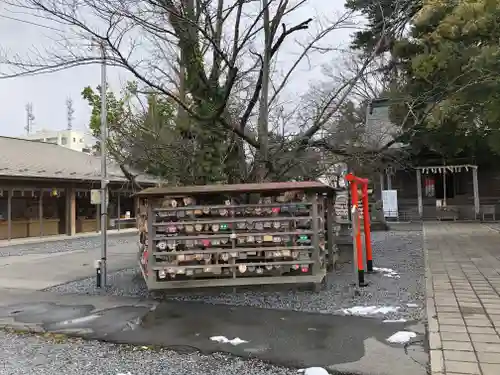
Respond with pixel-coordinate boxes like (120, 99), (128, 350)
(134, 300), (428, 369)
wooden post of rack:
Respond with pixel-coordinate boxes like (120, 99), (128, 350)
(317, 194), (326, 269)
(326, 191), (336, 271)
(310, 193), (321, 275)
(147, 203), (156, 284)
(230, 198), (237, 280)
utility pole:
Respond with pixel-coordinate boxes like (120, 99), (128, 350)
(91, 38), (109, 289)
(99, 41), (108, 289)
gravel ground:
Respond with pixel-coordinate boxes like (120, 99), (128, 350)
(0, 234), (136, 257)
(0, 331), (295, 375)
(47, 229), (425, 321)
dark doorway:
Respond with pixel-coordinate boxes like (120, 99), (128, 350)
(435, 173), (455, 199)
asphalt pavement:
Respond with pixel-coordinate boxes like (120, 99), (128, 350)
(0, 233), (138, 290)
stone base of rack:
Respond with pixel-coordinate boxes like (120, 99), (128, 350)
(140, 262), (326, 291)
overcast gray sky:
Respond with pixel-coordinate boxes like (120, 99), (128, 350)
(0, 0), (350, 138)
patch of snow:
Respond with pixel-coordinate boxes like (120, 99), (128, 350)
(385, 273), (400, 278)
(374, 267), (395, 273)
(341, 306), (400, 316)
(228, 337), (248, 345)
(210, 335), (248, 345)
(386, 331), (416, 344)
(383, 318), (407, 323)
(373, 266), (400, 279)
(298, 367), (329, 375)
(406, 303), (419, 308)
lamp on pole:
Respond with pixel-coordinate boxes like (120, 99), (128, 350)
(92, 38), (109, 288)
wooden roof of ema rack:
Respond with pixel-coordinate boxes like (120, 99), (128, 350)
(135, 181), (340, 197)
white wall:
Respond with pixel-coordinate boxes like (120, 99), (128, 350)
(19, 129), (95, 152)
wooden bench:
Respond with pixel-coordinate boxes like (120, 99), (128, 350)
(481, 205), (496, 221)
(436, 207), (459, 221)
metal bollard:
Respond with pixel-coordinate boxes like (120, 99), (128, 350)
(95, 259), (102, 288)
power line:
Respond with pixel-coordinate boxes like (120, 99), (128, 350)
(0, 14), (63, 33)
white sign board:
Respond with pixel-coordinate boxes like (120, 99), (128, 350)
(334, 192), (349, 223)
(382, 190), (398, 218)
(90, 189), (109, 205)
(90, 189), (100, 205)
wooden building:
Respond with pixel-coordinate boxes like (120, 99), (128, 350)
(0, 136), (158, 240)
(362, 98), (496, 221)
(381, 163), (483, 221)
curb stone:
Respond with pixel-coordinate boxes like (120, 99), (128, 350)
(423, 225), (442, 375)
(1, 322), (46, 334)
(0, 229), (138, 248)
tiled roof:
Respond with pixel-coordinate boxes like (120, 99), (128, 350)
(364, 103), (405, 151)
(0, 136), (159, 184)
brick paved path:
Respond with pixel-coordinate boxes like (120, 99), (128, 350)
(425, 223), (500, 375)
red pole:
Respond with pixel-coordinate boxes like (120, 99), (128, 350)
(361, 182), (374, 272)
(349, 179), (365, 286)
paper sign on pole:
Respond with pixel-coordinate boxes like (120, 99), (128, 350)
(91, 189), (109, 205)
(90, 189), (100, 205)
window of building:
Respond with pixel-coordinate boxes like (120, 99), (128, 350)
(61, 137), (67, 145)
(73, 137), (76, 142)
(79, 138), (84, 143)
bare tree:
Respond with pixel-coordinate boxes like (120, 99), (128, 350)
(1, 0), (394, 182)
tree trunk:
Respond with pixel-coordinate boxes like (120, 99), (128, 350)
(177, 48), (187, 125)
(255, 0), (271, 182)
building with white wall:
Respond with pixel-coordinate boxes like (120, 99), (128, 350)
(19, 129), (95, 153)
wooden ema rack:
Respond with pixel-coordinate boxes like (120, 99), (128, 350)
(134, 181), (339, 291)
